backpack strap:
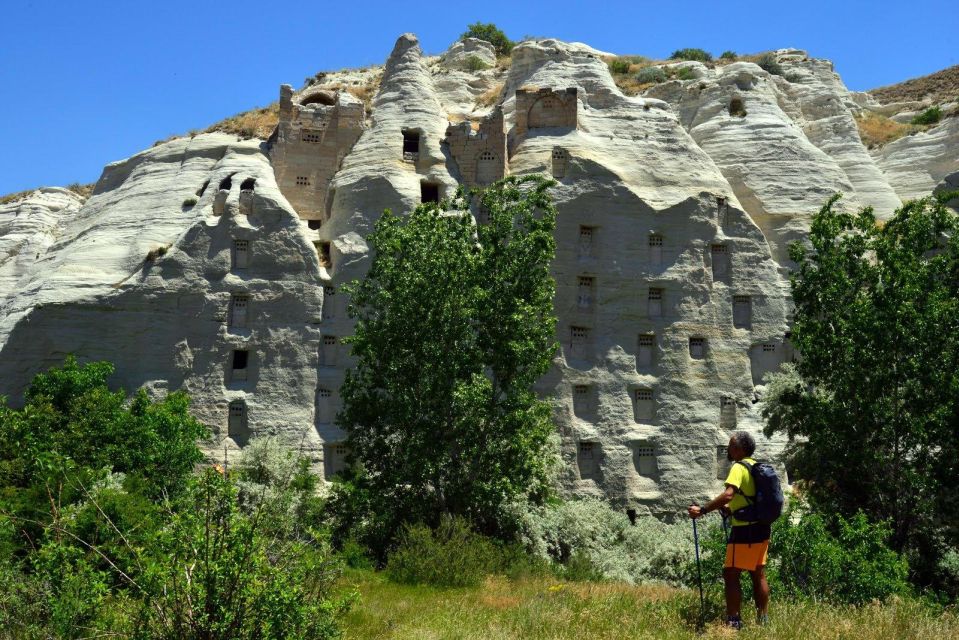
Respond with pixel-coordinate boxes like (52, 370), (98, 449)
(733, 460), (755, 503)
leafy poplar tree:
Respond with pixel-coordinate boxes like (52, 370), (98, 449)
(337, 176), (558, 549)
(762, 193), (959, 588)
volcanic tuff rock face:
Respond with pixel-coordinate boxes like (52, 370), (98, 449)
(1, 35), (956, 515)
(0, 135), (325, 454)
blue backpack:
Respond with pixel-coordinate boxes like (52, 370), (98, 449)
(732, 460), (784, 525)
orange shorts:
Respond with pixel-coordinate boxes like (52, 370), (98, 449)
(725, 541), (769, 571)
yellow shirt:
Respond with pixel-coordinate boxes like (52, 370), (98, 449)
(725, 457), (757, 526)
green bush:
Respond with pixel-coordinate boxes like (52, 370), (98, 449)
(233, 437), (326, 538)
(465, 55), (490, 72)
(461, 22), (514, 57)
(0, 360), (353, 639)
(674, 66), (697, 81)
(911, 106), (942, 125)
(720, 50), (737, 60)
(756, 52), (784, 76)
(773, 510), (911, 604)
(0, 357), (206, 499)
(182, 197), (197, 207)
(670, 48), (712, 63)
(339, 539), (375, 570)
(608, 58), (630, 74)
(933, 548), (959, 601)
(685, 506), (911, 606)
(386, 516), (500, 587)
(513, 498), (692, 586)
(139, 469), (354, 639)
(337, 177), (558, 558)
(635, 66), (667, 84)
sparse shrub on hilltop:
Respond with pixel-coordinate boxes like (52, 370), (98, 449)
(729, 96), (747, 117)
(634, 66), (667, 85)
(465, 54), (490, 72)
(911, 105), (942, 125)
(608, 58), (630, 74)
(670, 47), (712, 62)
(461, 22), (514, 56)
(756, 52), (784, 76)
(720, 50), (737, 60)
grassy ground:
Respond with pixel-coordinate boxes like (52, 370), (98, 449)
(337, 569), (957, 639)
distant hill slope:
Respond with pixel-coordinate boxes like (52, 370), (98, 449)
(869, 64), (959, 105)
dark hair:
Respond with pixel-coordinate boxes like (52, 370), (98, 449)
(730, 430), (756, 456)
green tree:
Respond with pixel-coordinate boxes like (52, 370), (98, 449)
(0, 356), (207, 498)
(0, 361), (352, 637)
(337, 177), (558, 553)
(762, 193), (959, 587)
(461, 22), (514, 57)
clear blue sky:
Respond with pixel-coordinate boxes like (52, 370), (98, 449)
(2, 0), (956, 194)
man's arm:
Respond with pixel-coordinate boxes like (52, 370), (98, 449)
(687, 484), (736, 519)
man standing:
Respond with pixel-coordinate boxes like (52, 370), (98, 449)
(688, 431), (770, 630)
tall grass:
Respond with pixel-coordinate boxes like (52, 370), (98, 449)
(338, 569), (957, 639)
(855, 112), (916, 148)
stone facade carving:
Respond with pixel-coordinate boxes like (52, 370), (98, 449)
(271, 85), (365, 222)
(514, 87), (578, 138)
(444, 107), (507, 186)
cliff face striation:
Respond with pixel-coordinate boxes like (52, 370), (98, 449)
(2, 36), (956, 515)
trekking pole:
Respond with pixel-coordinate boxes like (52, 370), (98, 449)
(692, 507), (706, 632)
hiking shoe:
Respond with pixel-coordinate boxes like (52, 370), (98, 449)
(726, 615), (743, 630)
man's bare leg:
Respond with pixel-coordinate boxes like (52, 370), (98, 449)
(723, 567), (743, 618)
(750, 566), (770, 621)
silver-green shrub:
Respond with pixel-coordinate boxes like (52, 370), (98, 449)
(512, 498), (692, 585)
(635, 66), (667, 84)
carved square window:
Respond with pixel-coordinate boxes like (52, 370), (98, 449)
(578, 226), (594, 257)
(648, 288), (663, 317)
(690, 337), (706, 359)
(634, 388), (655, 422)
(577, 276), (594, 309)
(637, 334), (655, 368)
(577, 441), (598, 479)
(231, 349), (249, 381)
(635, 445), (656, 476)
(649, 234), (663, 265)
(733, 295), (752, 328)
(230, 294), (249, 328)
(232, 239), (249, 270)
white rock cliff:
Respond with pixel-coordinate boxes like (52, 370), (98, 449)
(1, 36), (956, 515)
